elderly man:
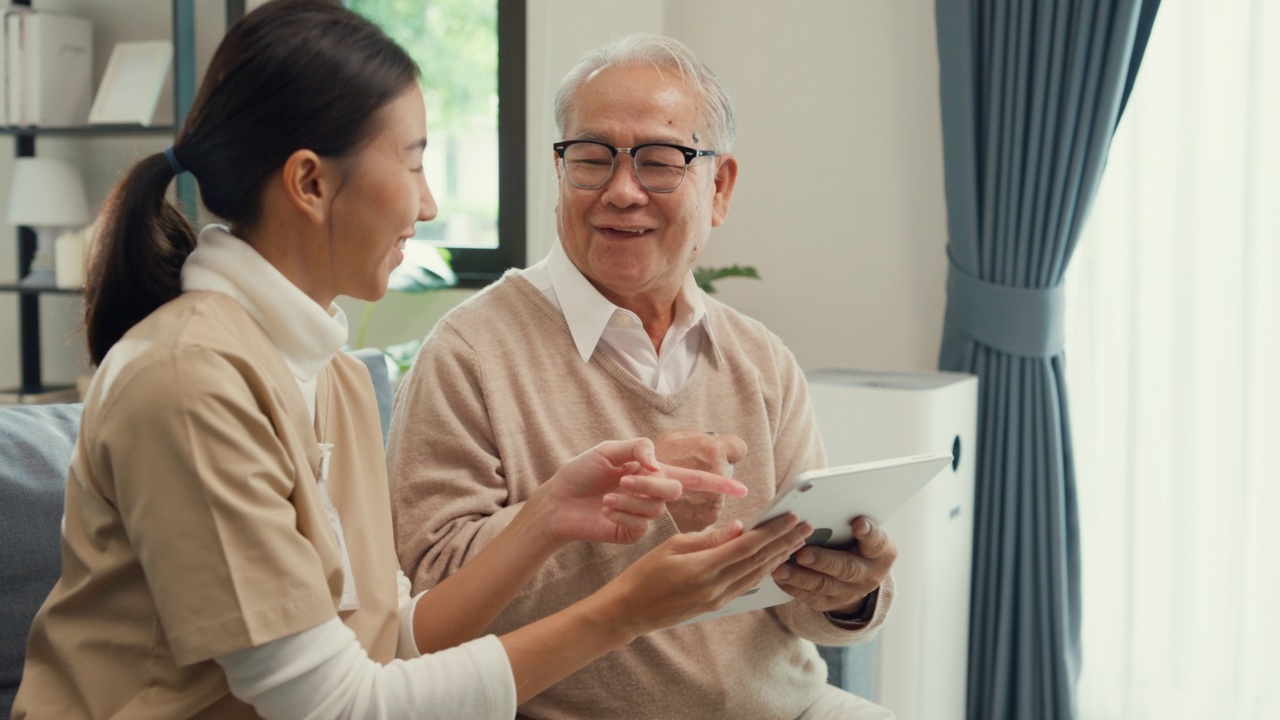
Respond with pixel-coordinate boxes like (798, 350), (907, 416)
(389, 33), (897, 720)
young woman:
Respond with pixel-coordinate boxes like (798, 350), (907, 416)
(11, 1), (809, 717)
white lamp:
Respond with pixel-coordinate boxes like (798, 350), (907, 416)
(6, 158), (91, 287)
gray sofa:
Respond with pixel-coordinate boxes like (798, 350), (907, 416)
(0, 403), (81, 717)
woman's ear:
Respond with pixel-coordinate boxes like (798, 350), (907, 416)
(280, 149), (330, 224)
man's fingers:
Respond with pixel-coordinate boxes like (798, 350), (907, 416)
(849, 517), (896, 561)
(657, 463), (748, 497)
(715, 433), (748, 464)
(773, 562), (854, 596)
(771, 583), (830, 608)
(791, 545), (866, 584)
(652, 430), (747, 479)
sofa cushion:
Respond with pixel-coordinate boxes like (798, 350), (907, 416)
(0, 403), (83, 717)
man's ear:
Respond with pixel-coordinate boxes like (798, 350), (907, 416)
(552, 150), (564, 219)
(280, 149), (330, 225)
(552, 149), (565, 183)
(710, 154), (738, 227)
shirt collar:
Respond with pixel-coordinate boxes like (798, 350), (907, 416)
(180, 225), (348, 381)
(545, 240), (718, 363)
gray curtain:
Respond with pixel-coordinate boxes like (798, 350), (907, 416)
(934, 1), (1159, 719)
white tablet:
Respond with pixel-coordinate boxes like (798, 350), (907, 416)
(680, 452), (953, 626)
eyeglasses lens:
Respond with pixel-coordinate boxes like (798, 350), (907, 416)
(562, 143), (688, 192)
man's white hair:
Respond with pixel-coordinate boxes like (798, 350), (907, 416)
(553, 33), (737, 152)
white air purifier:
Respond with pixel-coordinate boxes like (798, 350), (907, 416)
(805, 369), (978, 720)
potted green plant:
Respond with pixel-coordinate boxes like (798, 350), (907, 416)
(694, 264), (760, 294)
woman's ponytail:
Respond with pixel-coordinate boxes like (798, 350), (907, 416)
(82, 151), (195, 365)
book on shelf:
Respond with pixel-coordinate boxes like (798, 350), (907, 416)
(0, 7), (7, 123)
(3, 7), (92, 127)
(2, 6), (29, 126)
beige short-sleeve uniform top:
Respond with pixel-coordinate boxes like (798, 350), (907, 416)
(14, 292), (400, 719)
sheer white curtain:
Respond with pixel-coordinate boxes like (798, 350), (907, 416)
(1065, 1), (1280, 719)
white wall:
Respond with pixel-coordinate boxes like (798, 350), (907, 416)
(0, 0), (949, 387)
(674, 0), (948, 371)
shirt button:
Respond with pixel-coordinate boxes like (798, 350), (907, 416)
(616, 315), (634, 327)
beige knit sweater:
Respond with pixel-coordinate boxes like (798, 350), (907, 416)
(388, 272), (891, 720)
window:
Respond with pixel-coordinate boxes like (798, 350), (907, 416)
(1066, 2), (1280, 718)
(348, 0), (525, 286)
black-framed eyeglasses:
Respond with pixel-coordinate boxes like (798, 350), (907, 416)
(553, 140), (720, 193)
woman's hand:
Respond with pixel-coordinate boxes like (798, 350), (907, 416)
(597, 514), (813, 636)
(497, 514), (811, 704)
(531, 438), (748, 545)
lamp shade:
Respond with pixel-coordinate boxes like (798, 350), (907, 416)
(6, 158), (91, 228)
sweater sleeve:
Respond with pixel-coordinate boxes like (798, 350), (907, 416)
(388, 321), (530, 593)
(762, 334), (894, 646)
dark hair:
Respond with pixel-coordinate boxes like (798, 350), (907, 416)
(84, 0), (418, 364)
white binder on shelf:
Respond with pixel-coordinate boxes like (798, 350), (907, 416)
(0, 15), (6, 124)
(20, 10), (93, 127)
(3, 7), (28, 126)
(0, 7), (7, 123)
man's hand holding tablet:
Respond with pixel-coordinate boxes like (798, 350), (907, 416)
(680, 453), (953, 626)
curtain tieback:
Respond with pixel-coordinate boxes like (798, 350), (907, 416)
(946, 256), (1065, 358)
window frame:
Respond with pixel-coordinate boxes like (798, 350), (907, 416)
(446, 0), (525, 288)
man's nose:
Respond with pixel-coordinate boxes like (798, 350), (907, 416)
(599, 153), (649, 207)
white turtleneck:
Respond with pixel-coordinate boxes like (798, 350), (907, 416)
(181, 225), (349, 422)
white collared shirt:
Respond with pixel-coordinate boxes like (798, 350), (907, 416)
(523, 241), (714, 395)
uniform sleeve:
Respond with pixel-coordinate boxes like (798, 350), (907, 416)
(91, 348), (335, 666)
(388, 321), (526, 593)
(761, 335), (893, 645)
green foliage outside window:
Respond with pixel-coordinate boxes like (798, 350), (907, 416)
(349, 0), (495, 130)
(348, 0), (499, 247)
